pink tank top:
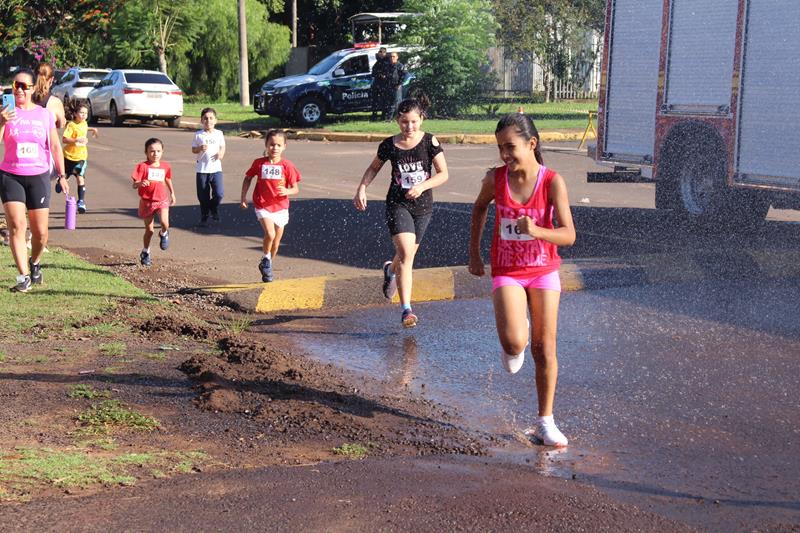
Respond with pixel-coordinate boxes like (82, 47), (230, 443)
(490, 164), (561, 278)
(0, 105), (55, 176)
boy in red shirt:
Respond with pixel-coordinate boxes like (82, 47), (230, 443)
(240, 129), (301, 282)
(131, 138), (176, 266)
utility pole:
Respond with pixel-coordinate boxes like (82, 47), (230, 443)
(238, 0), (250, 106)
(292, 0), (297, 47)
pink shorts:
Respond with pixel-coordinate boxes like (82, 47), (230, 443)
(492, 270), (561, 293)
(138, 198), (171, 219)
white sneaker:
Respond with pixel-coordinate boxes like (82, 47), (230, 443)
(524, 421), (568, 447)
(501, 350), (525, 374)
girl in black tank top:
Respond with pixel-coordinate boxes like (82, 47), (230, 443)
(353, 98), (450, 328)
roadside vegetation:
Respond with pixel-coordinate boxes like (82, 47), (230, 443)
(0, 247), (153, 336)
(184, 100), (597, 135)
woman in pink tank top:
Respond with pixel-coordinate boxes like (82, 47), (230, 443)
(469, 113), (576, 447)
(0, 67), (67, 293)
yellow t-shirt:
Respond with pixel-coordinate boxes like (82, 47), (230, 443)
(63, 120), (88, 162)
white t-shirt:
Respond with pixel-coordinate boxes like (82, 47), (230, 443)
(192, 129), (225, 173)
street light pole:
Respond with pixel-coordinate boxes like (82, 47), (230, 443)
(238, 0), (250, 106)
(292, 0), (297, 47)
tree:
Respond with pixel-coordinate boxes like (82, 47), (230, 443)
(494, 0), (604, 101)
(105, 0), (199, 75)
(398, 0), (497, 117)
(174, 0), (291, 101)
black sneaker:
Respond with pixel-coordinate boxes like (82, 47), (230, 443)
(198, 217), (208, 228)
(211, 211), (220, 222)
(140, 250), (152, 266)
(382, 260), (397, 299)
(77, 200), (86, 214)
(11, 275), (32, 293)
(29, 258), (42, 285)
(159, 230), (169, 251)
(259, 257), (273, 282)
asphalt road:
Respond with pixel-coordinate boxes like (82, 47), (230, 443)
(273, 278), (800, 532)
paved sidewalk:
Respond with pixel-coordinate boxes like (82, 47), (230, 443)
(180, 119), (594, 145)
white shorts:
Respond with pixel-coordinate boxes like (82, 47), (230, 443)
(255, 207), (289, 228)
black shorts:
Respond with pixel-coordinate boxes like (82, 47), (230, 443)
(65, 159), (87, 177)
(0, 170), (52, 210)
(385, 202), (432, 244)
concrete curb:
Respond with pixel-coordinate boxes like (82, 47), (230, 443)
(180, 120), (592, 145)
(196, 250), (800, 314)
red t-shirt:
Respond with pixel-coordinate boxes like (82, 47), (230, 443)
(245, 157), (301, 212)
(490, 164), (561, 278)
(131, 161), (172, 202)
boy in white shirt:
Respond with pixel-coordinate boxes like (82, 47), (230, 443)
(191, 107), (226, 226)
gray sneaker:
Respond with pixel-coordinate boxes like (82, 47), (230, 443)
(259, 257), (273, 282)
(29, 258), (42, 285)
(11, 275), (32, 293)
(140, 250), (152, 266)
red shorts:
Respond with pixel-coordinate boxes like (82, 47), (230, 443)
(138, 198), (171, 219)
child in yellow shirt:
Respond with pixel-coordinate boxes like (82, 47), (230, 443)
(59, 102), (99, 213)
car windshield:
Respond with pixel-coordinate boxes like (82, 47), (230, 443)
(307, 54), (345, 76)
(79, 71), (109, 81)
(123, 72), (173, 85)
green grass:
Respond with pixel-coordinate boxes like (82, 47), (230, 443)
(223, 316), (252, 337)
(77, 321), (126, 337)
(332, 443), (368, 459)
(75, 400), (160, 435)
(0, 248), (154, 335)
(67, 384), (111, 400)
(98, 341), (126, 357)
(184, 100), (597, 136)
(0, 353), (6, 363)
(0, 447), (208, 500)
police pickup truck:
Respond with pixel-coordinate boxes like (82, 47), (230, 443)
(254, 45), (413, 127)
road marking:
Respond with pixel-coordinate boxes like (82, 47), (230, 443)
(256, 276), (327, 312)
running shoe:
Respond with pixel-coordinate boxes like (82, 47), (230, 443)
(524, 421), (568, 447)
(211, 211), (220, 222)
(259, 257), (273, 282)
(29, 258), (42, 285)
(159, 230), (169, 251)
(198, 216), (208, 228)
(11, 275), (32, 293)
(382, 260), (397, 299)
(77, 200), (86, 214)
(501, 350), (525, 374)
(140, 250), (152, 266)
(401, 308), (418, 328)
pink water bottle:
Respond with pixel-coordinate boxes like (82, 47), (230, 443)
(65, 195), (77, 230)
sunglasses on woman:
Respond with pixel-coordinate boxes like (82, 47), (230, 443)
(12, 81), (33, 91)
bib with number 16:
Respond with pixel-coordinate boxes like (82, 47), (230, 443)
(499, 217), (534, 241)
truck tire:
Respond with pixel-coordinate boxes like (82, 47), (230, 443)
(295, 96), (325, 127)
(674, 141), (769, 224)
(167, 117), (181, 128)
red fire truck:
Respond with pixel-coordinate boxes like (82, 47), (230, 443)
(595, 1), (800, 222)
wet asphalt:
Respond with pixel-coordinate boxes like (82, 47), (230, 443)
(272, 277), (800, 531)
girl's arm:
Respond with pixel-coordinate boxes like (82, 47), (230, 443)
(217, 139), (226, 161)
(165, 177), (176, 204)
(50, 126), (68, 194)
(516, 173), (576, 247)
(468, 170), (496, 277)
(89, 127), (99, 138)
(406, 147), (449, 200)
(240, 175), (254, 208)
(353, 156), (385, 211)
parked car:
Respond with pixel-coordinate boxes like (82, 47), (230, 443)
(50, 67), (110, 108)
(87, 69), (183, 127)
(254, 45), (415, 127)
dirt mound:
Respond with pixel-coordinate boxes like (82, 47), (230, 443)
(179, 336), (488, 457)
(137, 317), (211, 339)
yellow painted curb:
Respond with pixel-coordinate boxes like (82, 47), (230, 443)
(390, 268), (455, 304)
(255, 276), (327, 312)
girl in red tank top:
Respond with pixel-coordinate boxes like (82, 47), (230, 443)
(468, 113), (576, 447)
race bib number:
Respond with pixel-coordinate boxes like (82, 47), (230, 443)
(400, 170), (426, 189)
(499, 218), (534, 241)
(147, 168), (166, 182)
(261, 164), (283, 180)
(16, 143), (39, 159)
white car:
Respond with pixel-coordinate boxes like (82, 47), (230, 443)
(87, 69), (183, 127)
(50, 67), (109, 108)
